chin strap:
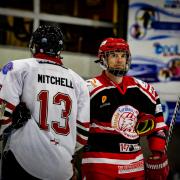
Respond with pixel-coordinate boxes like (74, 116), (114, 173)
(107, 68), (127, 77)
(94, 57), (129, 77)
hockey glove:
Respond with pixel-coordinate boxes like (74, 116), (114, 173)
(11, 102), (31, 129)
(145, 151), (169, 180)
(71, 154), (80, 180)
(135, 113), (156, 136)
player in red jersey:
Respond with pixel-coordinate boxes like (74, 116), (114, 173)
(0, 25), (90, 180)
(81, 38), (169, 180)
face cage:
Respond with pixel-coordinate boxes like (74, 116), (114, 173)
(99, 50), (131, 77)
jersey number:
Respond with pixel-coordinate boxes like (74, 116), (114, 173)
(37, 90), (72, 135)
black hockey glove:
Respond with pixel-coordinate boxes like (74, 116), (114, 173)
(11, 102), (31, 129)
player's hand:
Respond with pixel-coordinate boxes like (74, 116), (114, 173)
(71, 155), (79, 180)
(145, 151), (169, 180)
(135, 113), (156, 136)
(12, 102), (31, 129)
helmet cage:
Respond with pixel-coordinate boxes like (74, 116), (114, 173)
(99, 49), (131, 77)
(96, 38), (131, 77)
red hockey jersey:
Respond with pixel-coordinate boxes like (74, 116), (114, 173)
(82, 71), (167, 179)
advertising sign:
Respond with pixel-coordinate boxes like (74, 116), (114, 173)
(127, 0), (180, 124)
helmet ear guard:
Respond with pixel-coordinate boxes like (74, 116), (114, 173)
(95, 57), (108, 70)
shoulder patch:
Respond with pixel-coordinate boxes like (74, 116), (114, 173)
(134, 78), (148, 89)
(2, 61), (13, 75)
(86, 78), (102, 92)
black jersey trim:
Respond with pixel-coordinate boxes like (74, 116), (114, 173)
(85, 133), (140, 153)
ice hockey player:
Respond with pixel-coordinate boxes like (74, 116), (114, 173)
(0, 25), (90, 180)
(81, 37), (169, 180)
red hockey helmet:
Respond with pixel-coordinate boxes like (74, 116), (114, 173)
(96, 38), (131, 76)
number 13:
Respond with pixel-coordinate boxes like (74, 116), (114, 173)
(37, 90), (72, 135)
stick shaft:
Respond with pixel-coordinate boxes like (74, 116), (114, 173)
(165, 96), (180, 152)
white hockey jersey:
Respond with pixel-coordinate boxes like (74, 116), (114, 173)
(0, 56), (90, 180)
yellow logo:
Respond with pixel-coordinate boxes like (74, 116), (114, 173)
(102, 96), (107, 103)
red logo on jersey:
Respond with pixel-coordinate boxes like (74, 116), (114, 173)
(111, 105), (139, 139)
(118, 160), (144, 174)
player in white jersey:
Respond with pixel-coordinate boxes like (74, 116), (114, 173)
(0, 25), (90, 180)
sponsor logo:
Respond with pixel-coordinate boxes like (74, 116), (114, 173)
(100, 102), (111, 108)
(102, 95), (107, 103)
(99, 95), (111, 108)
(164, 0), (180, 8)
(111, 105), (139, 140)
(118, 160), (144, 174)
(119, 143), (141, 152)
(154, 43), (180, 56)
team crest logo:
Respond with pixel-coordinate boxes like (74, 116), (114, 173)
(102, 96), (107, 103)
(111, 105), (139, 139)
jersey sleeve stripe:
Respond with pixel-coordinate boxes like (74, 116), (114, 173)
(77, 126), (89, 137)
(77, 120), (89, 129)
(77, 134), (88, 146)
(82, 153), (143, 165)
(90, 86), (115, 99)
(76, 120), (89, 147)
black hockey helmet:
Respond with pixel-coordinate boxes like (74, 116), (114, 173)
(29, 25), (63, 57)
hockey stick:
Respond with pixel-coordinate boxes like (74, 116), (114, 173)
(165, 96), (180, 152)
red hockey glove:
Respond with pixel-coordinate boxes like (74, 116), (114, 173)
(135, 113), (156, 136)
(145, 152), (169, 180)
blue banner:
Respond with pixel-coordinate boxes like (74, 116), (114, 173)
(127, 0), (180, 123)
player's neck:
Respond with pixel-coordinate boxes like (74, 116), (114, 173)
(105, 71), (123, 84)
